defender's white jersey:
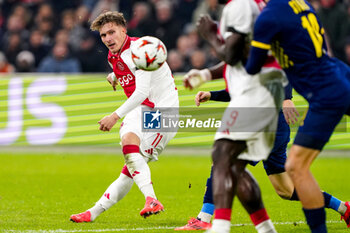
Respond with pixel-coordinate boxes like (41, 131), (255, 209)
(219, 0), (283, 99)
(219, 0), (260, 39)
(215, 0), (285, 161)
(108, 36), (179, 118)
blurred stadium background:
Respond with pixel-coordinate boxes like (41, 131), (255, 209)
(1, 0), (350, 232)
(0, 0), (349, 74)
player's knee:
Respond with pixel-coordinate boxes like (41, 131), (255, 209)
(212, 139), (232, 168)
(231, 160), (247, 177)
(285, 158), (296, 176)
(285, 149), (304, 175)
(275, 188), (293, 200)
(212, 140), (227, 160)
(285, 157), (306, 180)
(121, 133), (140, 147)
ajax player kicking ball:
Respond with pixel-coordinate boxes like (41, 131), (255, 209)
(70, 11), (178, 222)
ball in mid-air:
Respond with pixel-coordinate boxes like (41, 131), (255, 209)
(130, 36), (167, 71)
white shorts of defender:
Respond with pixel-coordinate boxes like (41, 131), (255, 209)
(215, 84), (281, 162)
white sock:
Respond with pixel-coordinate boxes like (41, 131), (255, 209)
(338, 201), (347, 215)
(88, 204), (105, 221)
(198, 212), (212, 223)
(91, 173), (133, 220)
(255, 219), (277, 233)
(125, 152), (156, 199)
(211, 219), (231, 233)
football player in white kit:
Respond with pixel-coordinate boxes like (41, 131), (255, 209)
(184, 0), (285, 232)
(70, 11), (178, 222)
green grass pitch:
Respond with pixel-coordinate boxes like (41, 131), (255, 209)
(0, 150), (349, 232)
(1, 74), (350, 232)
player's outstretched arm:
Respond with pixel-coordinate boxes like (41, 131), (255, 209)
(98, 112), (120, 131)
(114, 69), (151, 118)
(195, 91), (211, 106)
(106, 72), (118, 91)
(183, 62), (225, 90)
(184, 69), (212, 90)
(210, 89), (230, 102)
(98, 72), (121, 131)
(98, 71), (151, 132)
(195, 89), (231, 106)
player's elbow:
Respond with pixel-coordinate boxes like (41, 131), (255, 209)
(135, 89), (149, 99)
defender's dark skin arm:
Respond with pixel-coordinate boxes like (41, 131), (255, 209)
(197, 15), (246, 66)
(208, 61), (225, 80)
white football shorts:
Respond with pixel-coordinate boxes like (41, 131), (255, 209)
(214, 82), (282, 162)
(119, 105), (177, 161)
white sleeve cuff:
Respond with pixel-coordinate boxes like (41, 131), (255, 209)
(200, 69), (212, 81)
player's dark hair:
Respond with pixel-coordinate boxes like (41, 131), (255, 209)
(90, 11), (127, 31)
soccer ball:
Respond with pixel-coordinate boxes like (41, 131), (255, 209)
(130, 36), (167, 71)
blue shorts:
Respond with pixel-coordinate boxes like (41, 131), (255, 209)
(294, 105), (349, 150)
(294, 59), (350, 150)
(250, 111), (290, 175)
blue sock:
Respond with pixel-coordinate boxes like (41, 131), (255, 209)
(323, 192), (341, 212)
(201, 203), (215, 215)
(203, 166), (214, 204)
(200, 166), (214, 216)
(303, 207), (327, 233)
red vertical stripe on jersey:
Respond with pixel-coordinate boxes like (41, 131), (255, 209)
(154, 135), (163, 148)
(151, 133), (160, 146)
(223, 64), (229, 93)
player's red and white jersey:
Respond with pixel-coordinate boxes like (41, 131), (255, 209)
(219, 0), (284, 98)
(108, 36), (178, 111)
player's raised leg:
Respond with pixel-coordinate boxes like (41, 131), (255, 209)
(322, 193), (350, 227)
(269, 171), (350, 227)
(121, 132), (164, 218)
(264, 115), (350, 228)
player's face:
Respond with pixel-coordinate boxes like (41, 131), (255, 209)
(99, 22), (127, 54)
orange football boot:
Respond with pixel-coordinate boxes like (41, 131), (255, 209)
(70, 211), (92, 223)
(341, 201), (350, 228)
(175, 217), (212, 231)
(140, 196), (164, 218)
